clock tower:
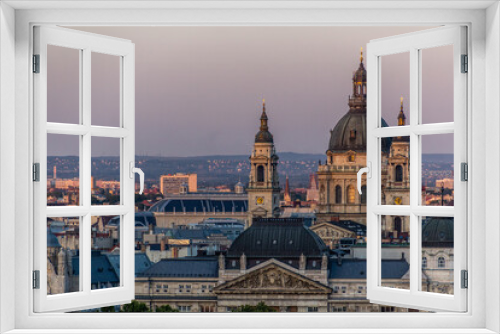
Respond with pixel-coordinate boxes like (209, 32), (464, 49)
(384, 97), (411, 236)
(247, 100), (281, 226)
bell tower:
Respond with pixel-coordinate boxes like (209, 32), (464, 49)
(247, 99), (280, 226)
(385, 97), (410, 235)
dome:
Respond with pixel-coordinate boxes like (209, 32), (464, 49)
(255, 130), (273, 143)
(227, 218), (328, 258)
(327, 112), (392, 153)
(47, 227), (61, 248)
(422, 217), (454, 247)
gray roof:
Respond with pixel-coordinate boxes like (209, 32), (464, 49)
(227, 218), (328, 258)
(73, 252), (153, 284)
(138, 257), (219, 278)
(150, 198), (247, 214)
(72, 251), (119, 285)
(329, 259), (409, 279)
(107, 253), (153, 275)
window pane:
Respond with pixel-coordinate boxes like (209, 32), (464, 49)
(47, 45), (80, 124)
(47, 134), (80, 206)
(381, 52), (410, 126)
(91, 137), (121, 205)
(380, 215), (410, 290)
(421, 216), (454, 295)
(380, 136), (410, 205)
(47, 217), (80, 295)
(421, 133), (454, 206)
(91, 215), (121, 290)
(91, 52), (121, 127)
(421, 45), (454, 124)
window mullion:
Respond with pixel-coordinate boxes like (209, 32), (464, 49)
(81, 47), (92, 294)
(409, 47), (420, 294)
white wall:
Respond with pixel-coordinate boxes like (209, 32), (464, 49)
(485, 2), (500, 333)
(0, 2), (16, 333)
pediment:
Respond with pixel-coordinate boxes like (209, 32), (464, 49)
(215, 262), (331, 295)
(310, 222), (355, 236)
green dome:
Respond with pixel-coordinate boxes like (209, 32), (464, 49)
(422, 217), (454, 247)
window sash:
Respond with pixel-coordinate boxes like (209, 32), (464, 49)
(366, 25), (467, 312)
(33, 25), (136, 313)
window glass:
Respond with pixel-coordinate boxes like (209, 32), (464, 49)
(47, 45), (80, 124)
(47, 217), (81, 295)
(47, 134), (80, 206)
(421, 216), (454, 295)
(421, 134), (454, 206)
(91, 52), (121, 127)
(381, 52), (410, 126)
(421, 45), (454, 124)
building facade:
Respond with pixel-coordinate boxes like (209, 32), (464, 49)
(160, 173), (198, 195)
(247, 101), (281, 225)
(316, 50), (410, 236)
(134, 218), (412, 312)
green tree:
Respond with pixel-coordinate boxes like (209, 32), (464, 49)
(99, 306), (116, 312)
(232, 302), (277, 312)
(120, 300), (150, 312)
(155, 304), (179, 312)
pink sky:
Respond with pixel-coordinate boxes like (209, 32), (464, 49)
(47, 26), (454, 157)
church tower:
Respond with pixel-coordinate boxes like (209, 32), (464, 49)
(247, 100), (280, 226)
(384, 97), (410, 236)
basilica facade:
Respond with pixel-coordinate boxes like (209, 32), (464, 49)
(316, 51), (410, 236)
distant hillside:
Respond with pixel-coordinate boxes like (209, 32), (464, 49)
(48, 152), (453, 189)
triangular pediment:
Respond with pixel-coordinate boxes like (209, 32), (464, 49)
(310, 222), (355, 237)
(215, 262), (331, 295)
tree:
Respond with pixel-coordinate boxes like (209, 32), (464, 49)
(99, 306), (116, 312)
(155, 304), (179, 312)
(120, 300), (150, 312)
(232, 302), (277, 312)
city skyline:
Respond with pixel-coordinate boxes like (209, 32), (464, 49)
(47, 26), (454, 157)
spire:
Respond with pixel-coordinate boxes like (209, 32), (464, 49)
(284, 175), (291, 202)
(349, 47), (367, 106)
(398, 96), (407, 126)
(260, 98), (268, 132)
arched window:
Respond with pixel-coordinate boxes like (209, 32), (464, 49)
(360, 185), (367, 204)
(422, 257), (427, 269)
(394, 217), (402, 233)
(395, 165), (403, 182)
(347, 186), (356, 204)
(257, 165), (265, 182)
(335, 185), (342, 204)
(438, 257), (446, 268)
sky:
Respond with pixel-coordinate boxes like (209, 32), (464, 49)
(47, 26), (454, 157)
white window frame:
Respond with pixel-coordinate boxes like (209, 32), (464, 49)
(33, 25), (136, 313)
(0, 1), (498, 333)
(365, 26), (467, 312)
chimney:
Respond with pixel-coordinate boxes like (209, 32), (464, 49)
(149, 223), (154, 235)
(337, 255), (343, 266)
(160, 238), (166, 251)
